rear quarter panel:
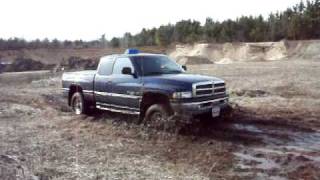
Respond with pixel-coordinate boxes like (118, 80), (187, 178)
(62, 71), (96, 104)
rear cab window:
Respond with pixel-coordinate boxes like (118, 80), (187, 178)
(112, 57), (135, 75)
(97, 56), (115, 76)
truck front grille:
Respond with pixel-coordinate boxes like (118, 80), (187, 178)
(193, 81), (226, 97)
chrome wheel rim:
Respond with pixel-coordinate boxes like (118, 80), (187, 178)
(73, 97), (82, 115)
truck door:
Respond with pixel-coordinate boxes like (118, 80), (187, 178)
(94, 56), (115, 106)
(108, 57), (141, 112)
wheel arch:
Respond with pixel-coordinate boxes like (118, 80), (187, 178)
(140, 91), (172, 120)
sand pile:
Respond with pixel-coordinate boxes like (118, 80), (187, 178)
(288, 40), (320, 59)
(176, 56), (213, 65)
(170, 40), (320, 64)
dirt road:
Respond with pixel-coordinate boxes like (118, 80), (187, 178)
(0, 59), (319, 180)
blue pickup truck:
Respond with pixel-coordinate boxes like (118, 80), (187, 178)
(62, 49), (229, 124)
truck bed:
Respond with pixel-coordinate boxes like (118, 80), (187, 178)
(62, 70), (96, 92)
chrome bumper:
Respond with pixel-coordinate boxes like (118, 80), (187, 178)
(170, 97), (229, 116)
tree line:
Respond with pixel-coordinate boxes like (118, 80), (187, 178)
(0, 0), (319, 50)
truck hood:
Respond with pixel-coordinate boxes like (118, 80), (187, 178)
(143, 73), (224, 92)
(157, 73), (223, 83)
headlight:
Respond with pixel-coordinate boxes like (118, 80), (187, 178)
(172, 91), (193, 99)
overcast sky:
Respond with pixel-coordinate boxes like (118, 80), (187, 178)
(0, 0), (304, 41)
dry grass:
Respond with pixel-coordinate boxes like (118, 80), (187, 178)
(189, 59), (320, 127)
(0, 58), (320, 179)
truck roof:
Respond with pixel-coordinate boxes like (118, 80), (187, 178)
(100, 49), (166, 59)
(124, 53), (165, 57)
(102, 53), (166, 59)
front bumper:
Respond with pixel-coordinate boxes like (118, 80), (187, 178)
(170, 96), (229, 116)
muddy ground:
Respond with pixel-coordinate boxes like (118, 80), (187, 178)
(0, 59), (319, 180)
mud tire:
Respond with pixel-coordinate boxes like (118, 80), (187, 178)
(143, 104), (178, 132)
(71, 92), (89, 115)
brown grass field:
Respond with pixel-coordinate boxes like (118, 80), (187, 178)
(0, 56), (320, 179)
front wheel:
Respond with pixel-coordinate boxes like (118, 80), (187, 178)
(143, 104), (174, 130)
(71, 92), (88, 115)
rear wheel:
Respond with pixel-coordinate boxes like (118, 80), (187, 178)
(71, 92), (88, 115)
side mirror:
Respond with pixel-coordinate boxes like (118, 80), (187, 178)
(182, 65), (187, 71)
(122, 67), (133, 75)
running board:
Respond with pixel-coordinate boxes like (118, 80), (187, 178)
(96, 105), (140, 115)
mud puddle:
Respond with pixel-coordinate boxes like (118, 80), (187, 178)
(231, 121), (320, 179)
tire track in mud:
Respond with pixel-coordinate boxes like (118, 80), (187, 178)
(163, 104), (320, 180)
(221, 111), (320, 179)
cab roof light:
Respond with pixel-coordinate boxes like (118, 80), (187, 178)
(125, 48), (140, 54)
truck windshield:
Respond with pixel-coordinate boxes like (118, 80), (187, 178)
(132, 55), (184, 76)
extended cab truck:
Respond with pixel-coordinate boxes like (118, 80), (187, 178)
(62, 49), (229, 123)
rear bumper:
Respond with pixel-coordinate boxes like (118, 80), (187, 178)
(170, 96), (229, 116)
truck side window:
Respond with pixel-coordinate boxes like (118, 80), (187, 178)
(112, 57), (134, 75)
(97, 57), (115, 75)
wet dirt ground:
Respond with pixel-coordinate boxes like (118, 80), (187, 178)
(1, 60), (320, 179)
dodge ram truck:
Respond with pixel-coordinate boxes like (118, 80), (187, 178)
(62, 49), (229, 123)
